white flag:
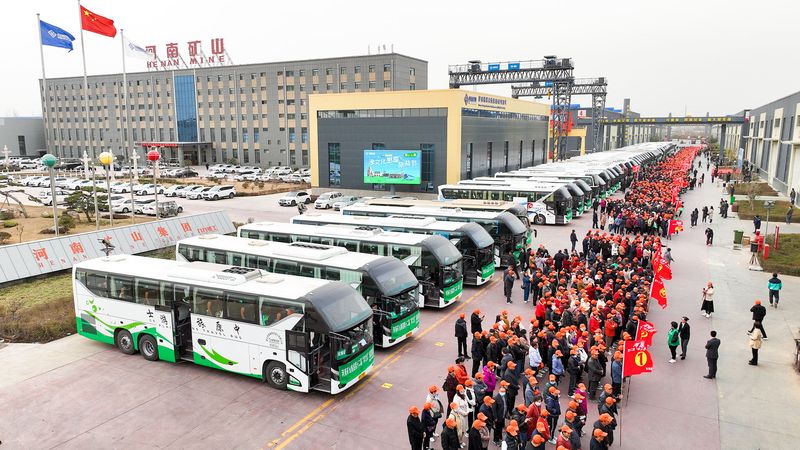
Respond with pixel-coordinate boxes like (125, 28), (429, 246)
(124, 37), (155, 60)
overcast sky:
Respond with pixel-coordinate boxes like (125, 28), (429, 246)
(1, 0), (797, 117)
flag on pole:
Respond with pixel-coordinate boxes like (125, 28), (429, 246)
(650, 276), (668, 309)
(40, 20), (76, 51)
(635, 319), (657, 346)
(622, 339), (654, 376)
(668, 219), (684, 235)
(653, 255), (673, 280)
(124, 37), (155, 60)
(80, 5), (116, 37)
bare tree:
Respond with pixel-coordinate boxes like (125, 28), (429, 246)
(0, 189), (30, 218)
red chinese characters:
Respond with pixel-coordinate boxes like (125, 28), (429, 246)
(157, 227), (169, 237)
(166, 43), (179, 59)
(32, 248), (49, 261)
(210, 38), (224, 55)
(181, 222), (192, 233)
(70, 241), (85, 255)
(187, 40), (200, 57)
(145, 45), (157, 57)
(131, 231), (144, 242)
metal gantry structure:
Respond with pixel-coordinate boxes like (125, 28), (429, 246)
(448, 57), (574, 161)
(512, 77), (608, 153)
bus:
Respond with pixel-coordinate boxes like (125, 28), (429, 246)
(512, 170), (609, 199)
(440, 181), (573, 225)
(289, 214), (496, 286)
(467, 178), (586, 218)
(176, 234), (420, 348)
(494, 172), (598, 209)
(362, 198), (534, 244)
(73, 255), (374, 394)
(341, 204), (527, 267)
(238, 222), (464, 308)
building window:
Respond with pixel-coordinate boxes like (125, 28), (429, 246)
(254, 130), (260, 142)
(368, 81), (376, 89)
(298, 70), (305, 77)
(368, 65), (375, 73)
(289, 131), (296, 143)
(383, 81), (391, 88)
(242, 131), (248, 143)
(466, 143), (473, 179)
(354, 65), (361, 74)
(340, 83), (346, 91)
(17, 135), (26, 156)
(328, 143), (341, 186)
(503, 141), (509, 172)
(326, 83), (332, 91)
(312, 69), (319, 76)
(487, 142), (493, 175)
(231, 128), (237, 142)
(409, 83), (416, 90)
(354, 82), (362, 90)
(383, 64), (391, 72)
(420, 144), (434, 192)
(340, 67), (347, 75)
(286, 70), (294, 77)
(410, 68), (416, 76)
(243, 150), (250, 163)
(325, 68), (332, 76)
(301, 128), (308, 144)
(531, 141), (536, 165)
(312, 84), (319, 92)
(518, 141), (523, 168)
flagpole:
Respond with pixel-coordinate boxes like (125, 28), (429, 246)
(121, 28), (135, 225)
(37, 13), (53, 158)
(77, 0), (98, 230)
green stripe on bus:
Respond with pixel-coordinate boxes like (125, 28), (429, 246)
(481, 261), (495, 279)
(391, 311), (420, 339)
(338, 345), (374, 385)
(443, 279), (464, 303)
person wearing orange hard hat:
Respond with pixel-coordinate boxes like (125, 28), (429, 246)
(407, 405), (424, 450)
(421, 402), (437, 449)
(590, 427), (609, 450)
(441, 417), (460, 450)
(467, 418), (486, 450)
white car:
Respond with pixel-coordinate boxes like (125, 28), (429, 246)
(37, 189), (71, 206)
(141, 201), (183, 216)
(332, 196), (360, 211)
(23, 176), (47, 187)
(279, 191), (311, 206)
(233, 171), (260, 181)
(163, 185), (190, 197)
(17, 160), (39, 170)
(315, 191), (343, 209)
(298, 168), (311, 176)
(234, 165), (258, 174)
(135, 184), (164, 195)
(286, 173), (303, 183)
(301, 176), (311, 184)
(186, 186), (211, 200)
(70, 180), (97, 190)
(205, 171), (227, 180)
(133, 199), (156, 214)
(111, 199), (136, 213)
(111, 182), (136, 193)
(178, 185), (202, 198)
(202, 185), (236, 200)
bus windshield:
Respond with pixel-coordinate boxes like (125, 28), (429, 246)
(369, 258), (419, 297)
(442, 261), (463, 287)
(423, 236), (463, 266)
(309, 283), (373, 333)
(498, 212), (526, 235)
(462, 223), (495, 249)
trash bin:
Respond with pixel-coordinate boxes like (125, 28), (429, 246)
(733, 230), (744, 245)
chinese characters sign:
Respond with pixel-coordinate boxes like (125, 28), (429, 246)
(145, 38), (228, 70)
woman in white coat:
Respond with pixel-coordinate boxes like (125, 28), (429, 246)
(700, 281), (715, 318)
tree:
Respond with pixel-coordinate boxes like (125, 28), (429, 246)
(0, 189), (30, 218)
(746, 182), (758, 209)
(64, 188), (101, 222)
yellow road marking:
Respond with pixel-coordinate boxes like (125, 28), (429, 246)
(266, 280), (498, 449)
(435, 342), (445, 347)
(381, 383), (393, 389)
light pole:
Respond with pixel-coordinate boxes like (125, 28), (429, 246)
(91, 165), (99, 230)
(129, 150), (139, 224)
(41, 154), (59, 236)
(148, 148), (161, 220)
(99, 152), (114, 227)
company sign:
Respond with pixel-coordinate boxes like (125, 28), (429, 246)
(145, 38), (228, 70)
(464, 94), (508, 110)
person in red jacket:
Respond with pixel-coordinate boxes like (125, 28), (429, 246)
(536, 408), (551, 442)
(454, 357), (469, 386)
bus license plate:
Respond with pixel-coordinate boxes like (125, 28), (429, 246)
(406, 331), (413, 338)
(359, 372), (367, 380)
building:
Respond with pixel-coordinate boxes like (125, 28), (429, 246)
(724, 91), (800, 195)
(309, 89), (550, 195)
(40, 53), (426, 167)
(0, 117), (45, 157)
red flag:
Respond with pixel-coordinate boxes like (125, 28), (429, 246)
(653, 256), (673, 280)
(622, 339), (654, 376)
(650, 276), (668, 309)
(80, 6), (116, 37)
(668, 219), (684, 235)
(635, 320), (657, 346)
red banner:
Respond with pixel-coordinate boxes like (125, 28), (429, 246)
(654, 255), (673, 280)
(668, 219), (684, 235)
(650, 276), (668, 309)
(635, 320), (658, 346)
(623, 339), (654, 376)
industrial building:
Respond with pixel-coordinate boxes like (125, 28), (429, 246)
(39, 53), (426, 167)
(722, 90), (800, 195)
(0, 117), (45, 157)
(309, 89), (550, 194)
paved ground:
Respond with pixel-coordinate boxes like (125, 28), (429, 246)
(1, 157), (799, 449)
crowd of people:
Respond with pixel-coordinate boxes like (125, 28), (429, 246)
(406, 148), (699, 450)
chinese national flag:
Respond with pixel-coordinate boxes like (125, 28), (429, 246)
(635, 319), (657, 346)
(623, 339), (654, 376)
(650, 276), (668, 309)
(80, 6), (116, 37)
(654, 256), (673, 280)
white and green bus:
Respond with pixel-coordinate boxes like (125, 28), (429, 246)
(176, 234), (420, 348)
(494, 172), (598, 211)
(341, 204), (527, 268)
(238, 222), (464, 308)
(290, 214), (496, 286)
(73, 255), (374, 394)
(439, 182), (573, 226)
(467, 178), (586, 218)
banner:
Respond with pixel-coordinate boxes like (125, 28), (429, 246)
(654, 255), (673, 280)
(622, 339), (654, 376)
(650, 276), (668, 309)
(668, 219), (684, 236)
(635, 320), (657, 346)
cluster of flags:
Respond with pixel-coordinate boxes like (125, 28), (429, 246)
(622, 319), (657, 376)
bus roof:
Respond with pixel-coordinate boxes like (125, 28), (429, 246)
(364, 198), (527, 214)
(344, 203), (508, 220)
(178, 234), (393, 271)
(292, 213), (470, 232)
(240, 221), (437, 245)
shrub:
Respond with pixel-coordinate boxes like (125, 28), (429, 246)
(242, 181), (251, 190)
(0, 231), (11, 244)
(41, 211), (54, 219)
(58, 214), (76, 230)
(3, 220), (18, 228)
(0, 210), (15, 220)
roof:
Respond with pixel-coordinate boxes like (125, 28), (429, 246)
(240, 221), (434, 245)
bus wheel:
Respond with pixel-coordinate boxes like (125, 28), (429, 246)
(115, 330), (136, 355)
(139, 334), (159, 361)
(533, 215), (546, 225)
(264, 361), (288, 390)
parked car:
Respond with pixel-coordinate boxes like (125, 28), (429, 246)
(315, 191), (343, 209)
(111, 182), (135, 193)
(135, 184), (164, 195)
(278, 191), (311, 206)
(37, 189), (71, 206)
(98, 195), (128, 211)
(111, 199), (136, 213)
(178, 185), (202, 198)
(286, 173), (304, 183)
(163, 185), (190, 197)
(172, 168), (199, 178)
(186, 186), (211, 200)
(205, 171), (227, 180)
(141, 200), (183, 216)
(332, 196), (361, 211)
(203, 185), (236, 200)
(301, 175), (311, 184)
(70, 180), (96, 190)
(222, 165), (241, 173)
(134, 199), (156, 214)
(17, 160), (39, 170)
(234, 166), (258, 174)
(21, 176), (46, 187)
(233, 171), (260, 181)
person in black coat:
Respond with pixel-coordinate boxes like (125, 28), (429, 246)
(748, 300), (768, 339)
(570, 230), (578, 252)
(421, 404), (436, 450)
(504, 267), (516, 304)
(441, 418), (461, 450)
(471, 332), (485, 377)
(703, 330), (721, 379)
(589, 429), (609, 450)
(455, 313), (469, 358)
(407, 406), (424, 450)
(468, 420), (484, 450)
(492, 390), (508, 445)
(470, 309), (484, 335)
(678, 316), (690, 360)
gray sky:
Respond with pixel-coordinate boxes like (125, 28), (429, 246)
(1, 0), (797, 117)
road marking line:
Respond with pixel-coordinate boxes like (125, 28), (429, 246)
(265, 280), (497, 449)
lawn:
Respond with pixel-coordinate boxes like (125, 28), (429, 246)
(758, 233), (800, 277)
(0, 246), (175, 343)
(732, 181), (778, 197)
(734, 200), (800, 222)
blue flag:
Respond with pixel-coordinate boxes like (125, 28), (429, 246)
(40, 20), (75, 52)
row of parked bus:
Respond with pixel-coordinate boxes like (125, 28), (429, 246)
(438, 142), (676, 225)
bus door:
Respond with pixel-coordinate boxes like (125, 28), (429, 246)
(286, 329), (314, 387)
(173, 284), (193, 359)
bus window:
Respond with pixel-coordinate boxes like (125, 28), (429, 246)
(470, 190), (483, 200)
(272, 234), (291, 243)
(174, 284), (191, 305)
(242, 231), (259, 239)
(490, 191), (501, 200)
(193, 287), (225, 318)
(336, 239), (358, 252)
(160, 282), (175, 306)
(319, 237), (334, 245)
(391, 245), (412, 260)
(246, 255), (271, 271)
(502, 191), (515, 201)
(323, 268), (341, 281)
(226, 292), (258, 324)
(208, 251), (226, 265)
(136, 279), (161, 306)
(177, 245), (192, 261)
(274, 260), (299, 275)
(441, 189), (455, 199)
(295, 235), (311, 243)
(229, 252), (245, 266)
(308, 236), (321, 244)
(110, 276), (134, 302)
(361, 242), (380, 255)
(85, 272), (108, 297)
(299, 265), (316, 278)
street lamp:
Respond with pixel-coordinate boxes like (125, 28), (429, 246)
(148, 148), (161, 220)
(98, 152), (114, 227)
(41, 154), (59, 236)
(129, 150), (139, 224)
(2, 145), (10, 172)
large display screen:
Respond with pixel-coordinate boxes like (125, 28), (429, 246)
(363, 150), (421, 185)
